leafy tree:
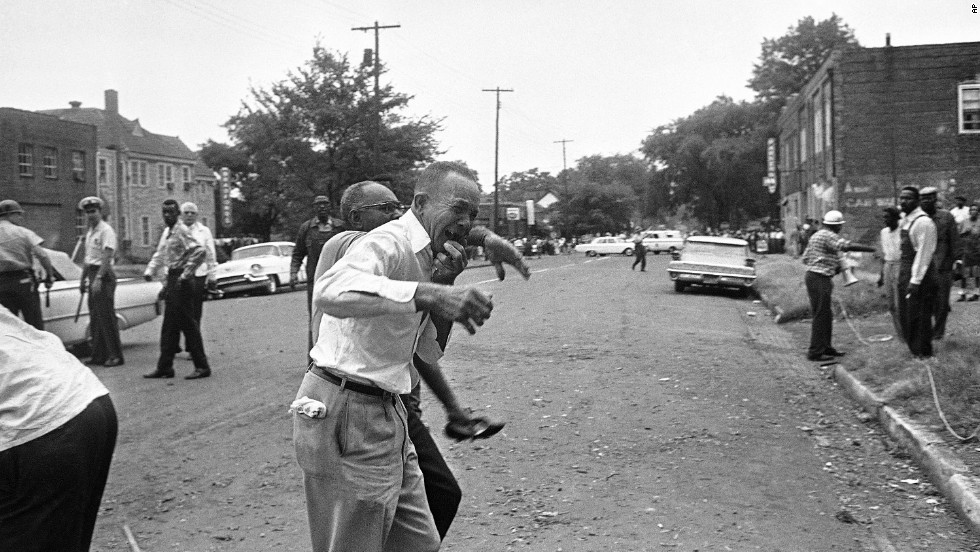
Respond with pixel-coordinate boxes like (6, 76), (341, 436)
(222, 44), (441, 239)
(551, 181), (634, 236)
(497, 168), (558, 202)
(641, 96), (771, 228)
(749, 14), (860, 108)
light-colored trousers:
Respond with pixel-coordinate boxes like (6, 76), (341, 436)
(883, 261), (903, 341)
(293, 371), (440, 552)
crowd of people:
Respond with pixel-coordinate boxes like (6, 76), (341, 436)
(802, 186), (980, 363)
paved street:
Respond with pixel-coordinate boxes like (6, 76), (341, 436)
(89, 252), (980, 551)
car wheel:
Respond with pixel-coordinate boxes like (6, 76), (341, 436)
(265, 276), (279, 295)
(668, 246), (677, 254)
(586, 250), (597, 257)
(674, 281), (686, 293)
(623, 248), (634, 256)
(652, 250), (661, 255)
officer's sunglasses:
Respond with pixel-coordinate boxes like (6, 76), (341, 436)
(352, 201), (405, 215)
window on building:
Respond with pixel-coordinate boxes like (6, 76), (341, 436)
(71, 151), (85, 181)
(139, 161), (148, 186)
(43, 147), (57, 179)
(182, 166), (190, 184)
(960, 84), (980, 133)
(165, 164), (174, 189)
(140, 216), (151, 246)
(129, 161), (138, 184)
(76, 211), (87, 240)
(822, 80), (832, 150)
(98, 158), (108, 183)
(120, 215), (127, 240)
(157, 163), (165, 188)
(798, 110), (807, 162)
(18, 144), (33, 176)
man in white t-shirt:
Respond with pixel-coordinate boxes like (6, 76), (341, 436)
(0, 308), (117, 551)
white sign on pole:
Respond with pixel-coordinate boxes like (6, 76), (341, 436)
(525, 200), (535, 226)
(505, 207), (520, 221)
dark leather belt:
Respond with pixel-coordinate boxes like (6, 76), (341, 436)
(309, 364), (386, 397)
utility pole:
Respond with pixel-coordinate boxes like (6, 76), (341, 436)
(483, 87), (513, 233)
(352, 21), (400, 173)
(553, 138), (573, 196)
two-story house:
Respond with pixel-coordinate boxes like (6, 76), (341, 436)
(40, 90), (217, 261)
(778, 40), (980, 242)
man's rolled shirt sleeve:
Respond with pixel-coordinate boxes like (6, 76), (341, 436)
(314, 234), (419, 318)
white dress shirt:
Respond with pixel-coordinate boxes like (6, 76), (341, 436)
(311, 210), (441, 394)
(83, 220), (117, 266)
(187, 222), (217, 279)
(901, 207), (937, 285)
(879, 226), (901, 262)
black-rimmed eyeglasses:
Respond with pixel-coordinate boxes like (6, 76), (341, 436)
(352, 202), (405, 215)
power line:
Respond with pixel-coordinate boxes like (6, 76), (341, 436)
(351, 21), (401, 172)
(482, 87), (514, 233)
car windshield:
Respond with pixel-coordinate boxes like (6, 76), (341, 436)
(684, 242), (746, 258)
(232, 245), (280, 260)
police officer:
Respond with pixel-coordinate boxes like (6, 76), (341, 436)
(290, 195), (341, 353)
(79, 196), (124, 367)
(0, 200), (55, 329)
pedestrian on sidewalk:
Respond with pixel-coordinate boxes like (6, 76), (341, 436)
(79, 197), (124, 367)
(801, 210), (876, 362)
(631, 235), (647, 271)
(920, 187), (958, 339)
(897, 186), (938, 358)
(877, 206), (903, 341)
(956, 202), (980, 302)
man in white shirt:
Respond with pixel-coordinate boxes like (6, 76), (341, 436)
(293, 162), (494, 551)
(897, 186), (938, 358)
(79, 196), (124, 367)
(950, 195), (970, 225)
(877, 206), (903, 339)
(0, 306), (116, 551)
(179, 202), (217, 323)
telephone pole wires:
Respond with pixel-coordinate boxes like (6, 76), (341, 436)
(352, 21), (401, 173)
(553, 138), (574, 196)
(483, 87), (513, 233)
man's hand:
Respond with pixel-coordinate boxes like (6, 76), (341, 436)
(144, 274), (153, 282)
(877, 275), (884, 288)
(43, 275), (53, 289)
(432, 240), (467, 284)
(906, 283), (920, 300)
(483, 234), (531, 281)
(415, 283), (493, 335)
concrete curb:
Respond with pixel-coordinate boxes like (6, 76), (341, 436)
(832, 365), (980, 535)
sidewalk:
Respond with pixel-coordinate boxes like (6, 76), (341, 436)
(756, 289), (980, 536)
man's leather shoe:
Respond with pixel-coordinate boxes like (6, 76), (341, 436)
(143, 370), (174, 379)
(103, 357), (124, 367)
(807, 354), (835, 362)
(185, 370), (211, 380)
(826, 349), (845, 357)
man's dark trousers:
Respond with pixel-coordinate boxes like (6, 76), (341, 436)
(0, 394), (117, 552)
(632, 251), (647, 271)
(933, 270), (953, 337)
(898, 267), (937, 358)
(0, 270), (43, 330)
(805, 271), (834, 358)
(85, 267), (124, 363)
(158, 269), (210, 373)
(402, 390), (462, 540)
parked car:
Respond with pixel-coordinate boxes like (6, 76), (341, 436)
(575, 236), (635, 257)
(212, 241), (305, 297)
(667, 236), (756, 296)
(40, 249), (162, 346)
(641, 230), (684, 254)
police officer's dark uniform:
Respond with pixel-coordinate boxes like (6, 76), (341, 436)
(290, 195), (342, 352)
(79, 197), (125, 367)
(0, 200), (54, 329)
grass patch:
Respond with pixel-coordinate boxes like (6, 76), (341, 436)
(760, 252), (980, 441)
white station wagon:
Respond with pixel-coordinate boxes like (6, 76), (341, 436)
(575, 236), (635, 257)
(213, 241), (306, 296)
(667, 236), (756, 296)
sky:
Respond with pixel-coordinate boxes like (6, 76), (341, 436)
(1, 1), (976, 191)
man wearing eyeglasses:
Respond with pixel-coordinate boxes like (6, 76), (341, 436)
(291, 195), (342, 353)
(293, 162), (527, 551)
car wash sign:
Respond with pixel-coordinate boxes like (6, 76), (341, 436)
(220, 167), (233, 228)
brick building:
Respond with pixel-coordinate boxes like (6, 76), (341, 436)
(40, 90), (216, 261)
(778, 40), (980, 242)
(0, 107), (98, 254)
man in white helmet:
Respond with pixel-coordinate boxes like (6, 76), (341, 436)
(801, 210), (875, 362)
